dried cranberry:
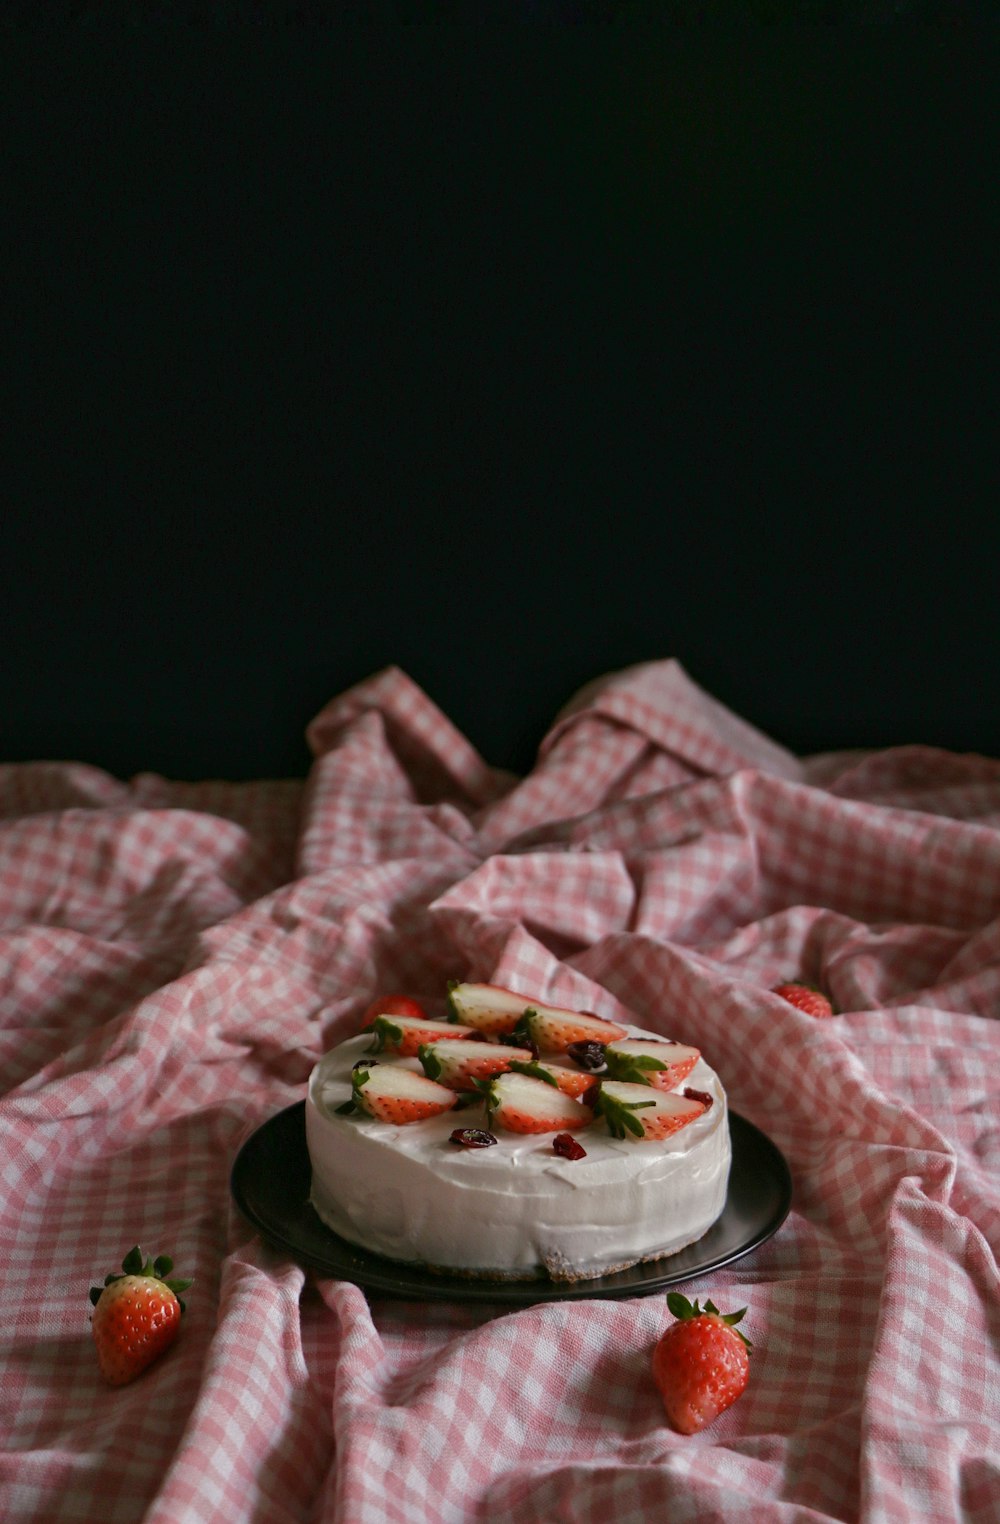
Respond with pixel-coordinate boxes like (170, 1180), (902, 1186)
(449, 1127), (498, 1148)
(566, 1040), (607, 1072)
(683, 1087), (713, 1109)
(500, 1032), (538, 1058)
(552, 1132), (587, 1160)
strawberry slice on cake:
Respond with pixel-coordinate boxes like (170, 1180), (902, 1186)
(486, 1071), (595, 1134)
(348, 1064), (458, 1124)
(369, 1013), (474, 1057)
(514, 1004), (628, 1055)
(446, 981), (534, 1037)
(506, 1057), (598, 1099)
(595, 1081), (707, 1141)
(603, 1039), (700, 1091)
(419, 1039), (535, 1092)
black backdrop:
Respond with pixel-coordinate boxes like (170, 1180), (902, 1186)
(3, 38), (997, 782)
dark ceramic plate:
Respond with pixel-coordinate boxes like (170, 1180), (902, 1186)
(230, 1102), (792, 1305)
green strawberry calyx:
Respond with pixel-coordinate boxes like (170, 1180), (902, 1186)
(593, 1086), (655, 1138)
(337, 1067), (374, 1114)
(89, 1246), (193, 1313)
(507, 1059), (559, 1088)
(367, 1016), (402, 1053)
(604, 1050), (668, 1086)
(511, 1011), (536, 1045)
(666, 1291), (752, 1350)
(419, 1043), (444, 1081)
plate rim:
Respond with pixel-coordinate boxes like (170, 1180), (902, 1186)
(230, 1100), (792, 1304)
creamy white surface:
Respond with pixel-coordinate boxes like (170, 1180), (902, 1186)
(305, 1028), (731, 1278)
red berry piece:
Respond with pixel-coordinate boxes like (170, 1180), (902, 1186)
(682, 1087), (713, 1109)
(449, 1127), (498, 1148)
(552, 1132), (587, 1160)
(566, 1040), (608, 1072)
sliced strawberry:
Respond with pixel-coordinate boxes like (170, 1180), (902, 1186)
(419, 1039), (534, 1091)
(514, 1004), (628, 1054)
(485, 1071), (594, 1134)
(370, 1013), (474, 1057)
(595, 1080), (707, 1141)
(604, 1039), (700, 1091)
(446, 980), (534, 1037)
(350, 1064), (457, 1124)
(507, 1057), (597, 1099)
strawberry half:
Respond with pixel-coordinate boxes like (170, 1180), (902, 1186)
(514, 1005), (628, 1055)
(772, 982), (835, 1018)
(349, 1064), (457, 1124)
(446, 980), (535, 1037)
(369, 1013), (474, 1057)
(604, 1039), (700, 1091)
(89, 1246), (192, 1387)
(506, 1057), (597, 1100)
(486, 1071), (594, 1134)
(595, 1080), (707, 1140)
(652, 1292), (751, 1434)
(419, 1039), (535, 1092)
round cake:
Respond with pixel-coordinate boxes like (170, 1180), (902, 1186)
(305, 985), (732, 1282)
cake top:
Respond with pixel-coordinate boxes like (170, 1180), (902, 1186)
(313, 980), (725, 1170)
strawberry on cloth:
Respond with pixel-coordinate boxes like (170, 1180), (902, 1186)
(652, 1292), (751, 1434)
(358, 992), (428, 1030)
(89, 1246), (192, 1387)
(772, 983), (835, 1018)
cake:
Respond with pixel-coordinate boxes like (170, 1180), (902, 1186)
(305, 983), (732, 1282)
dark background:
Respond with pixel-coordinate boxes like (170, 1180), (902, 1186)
(2, 35), (997, 782)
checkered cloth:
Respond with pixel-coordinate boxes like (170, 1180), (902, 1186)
(2, 660), (998, 1523)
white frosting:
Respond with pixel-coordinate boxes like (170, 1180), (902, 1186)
(305, 1028), (731, 1280)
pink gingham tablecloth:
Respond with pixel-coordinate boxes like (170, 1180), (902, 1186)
(2, 659), (998, 1524)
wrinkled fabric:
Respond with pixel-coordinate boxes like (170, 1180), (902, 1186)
(1, 659), (997, 1524)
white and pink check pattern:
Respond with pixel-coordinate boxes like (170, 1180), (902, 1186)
(1, 659), (998, 1523)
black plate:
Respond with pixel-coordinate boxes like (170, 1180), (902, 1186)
(230, 1102), (792, 1305)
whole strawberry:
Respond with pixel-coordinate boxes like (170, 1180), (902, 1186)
(90, 1246), (192, 1386)
(652, 1292), (751, 1434)
(772, 982), (834, 1018)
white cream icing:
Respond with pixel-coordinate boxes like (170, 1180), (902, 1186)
(305, 1027), (731, 1280)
